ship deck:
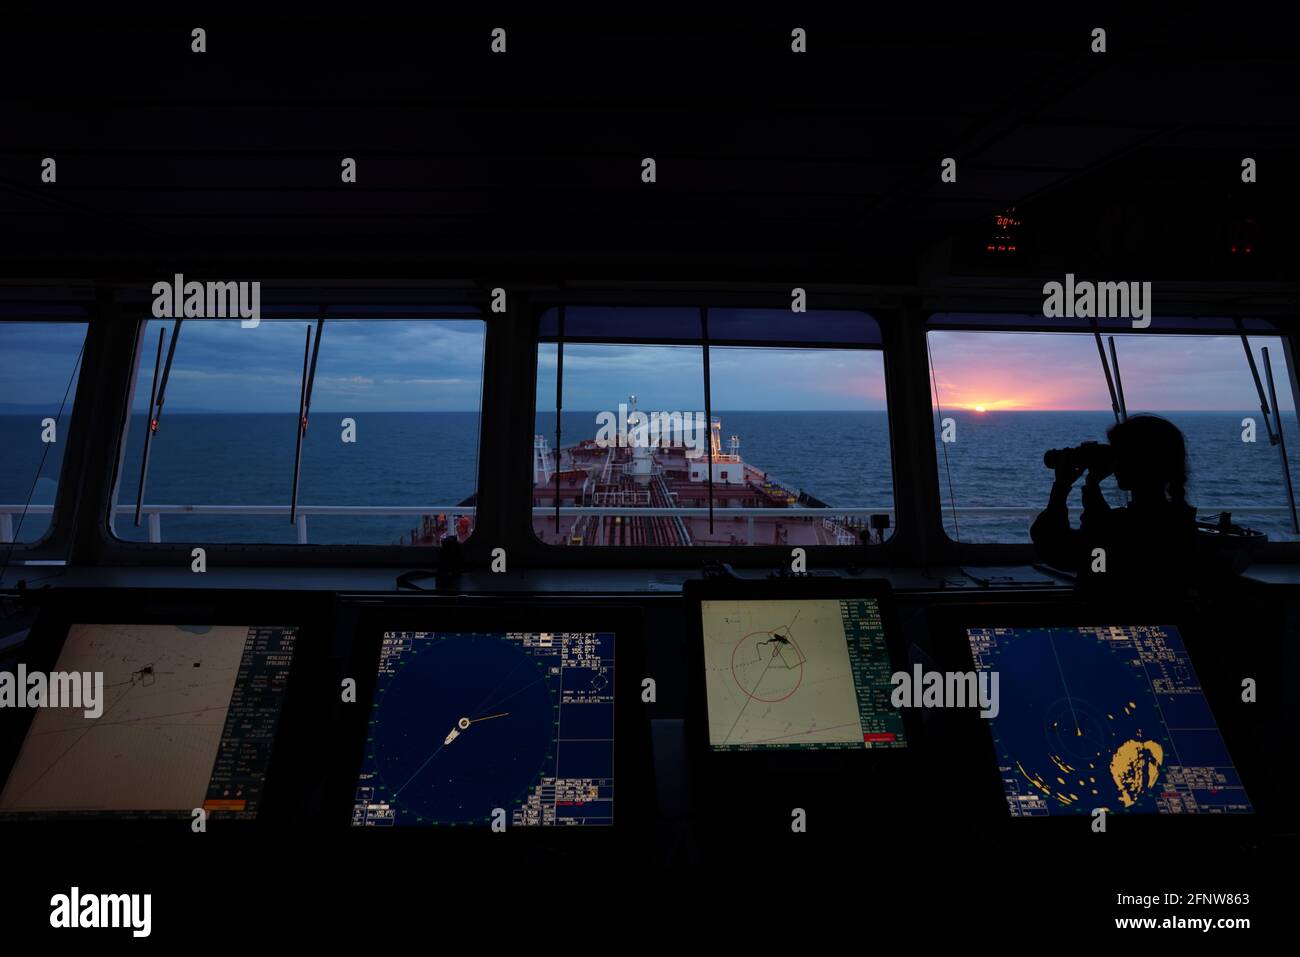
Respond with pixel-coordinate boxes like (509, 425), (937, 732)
(532, 511), (848, 547)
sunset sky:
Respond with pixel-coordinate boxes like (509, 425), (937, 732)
(1, 322), (1296, 414)
(927, 332), (1297, 413)
(540, 333), (1297, 413)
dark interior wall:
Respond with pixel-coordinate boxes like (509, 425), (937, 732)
(0, 11), (1296, 282)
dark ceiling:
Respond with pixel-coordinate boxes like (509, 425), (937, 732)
(1, 10), (1297, 285)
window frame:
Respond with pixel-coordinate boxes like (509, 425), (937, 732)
(91, 292), (497, 568)
(17, 286), (1296, 575)
(0, 310), (96, 568)
(521, 297), (905, 567)
(922, 311), (1300, 564)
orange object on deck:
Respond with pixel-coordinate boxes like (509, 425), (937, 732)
(202, 799), (247, 812)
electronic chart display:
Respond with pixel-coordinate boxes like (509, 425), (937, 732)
(351, 630), (615, 826)
(700, 597), (905, 751)
(0, 623), (297, 819)
(967, 624), (1252, 816)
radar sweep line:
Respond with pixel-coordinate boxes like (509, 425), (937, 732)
(1047, 630), (1082, 737)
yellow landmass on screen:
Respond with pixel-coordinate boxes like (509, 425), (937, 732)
(1109, 739), (1164, 807)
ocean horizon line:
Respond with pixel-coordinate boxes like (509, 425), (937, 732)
(0, 407), (1291, 415)
(110, 407), (1300, 415)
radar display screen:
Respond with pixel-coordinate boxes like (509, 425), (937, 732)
(0, 623), (296, 819)
(352, 631), (615, 826)
(700, 597), (905, 751)
(967, 625), (1252, 816)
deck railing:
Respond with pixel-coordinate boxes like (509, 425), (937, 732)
(0, 504), (1293, 544)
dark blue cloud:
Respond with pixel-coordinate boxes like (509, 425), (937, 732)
(0, 323), (87, 409)
(128, 319), (486, 412)
(1, 322), (1296, 415)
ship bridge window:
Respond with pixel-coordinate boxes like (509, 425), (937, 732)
(112, 314), (485, 546)
(0, 319), (89, 548)
(927, 316), (1300, 544)
(533, 307), (891, 547)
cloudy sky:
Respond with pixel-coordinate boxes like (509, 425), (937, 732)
(0, 320), (1295, 413)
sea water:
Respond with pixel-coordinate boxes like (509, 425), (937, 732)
(2, 410), (1297, 545)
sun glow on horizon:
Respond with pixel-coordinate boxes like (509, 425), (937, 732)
(946, 398), (1027, 412)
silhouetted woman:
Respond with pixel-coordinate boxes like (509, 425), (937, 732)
(1031, 415), (1199, 601)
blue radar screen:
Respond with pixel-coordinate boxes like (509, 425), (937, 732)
(352, 631), (615, 826)
(967, 625), (1252, 816)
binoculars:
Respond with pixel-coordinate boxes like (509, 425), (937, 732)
(1043, 441), (1113, 474)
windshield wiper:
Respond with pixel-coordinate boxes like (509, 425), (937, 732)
(1087, 318), (1123, 424)
(554, 307), (563, 536)
(1235, 318), (1278, 446)
(1107, 336), (1128, 420)
(1262, 345), (1298, 534)
(289, 318), (324, 525)
(134, 319), (183, 526)
(702, 307), (715, 535)
(1234, 320), (1296, 534)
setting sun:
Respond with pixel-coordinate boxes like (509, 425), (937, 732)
(941, 397), (1027, 412)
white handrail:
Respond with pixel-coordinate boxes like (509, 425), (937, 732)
(1, 503), (1294, 544)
